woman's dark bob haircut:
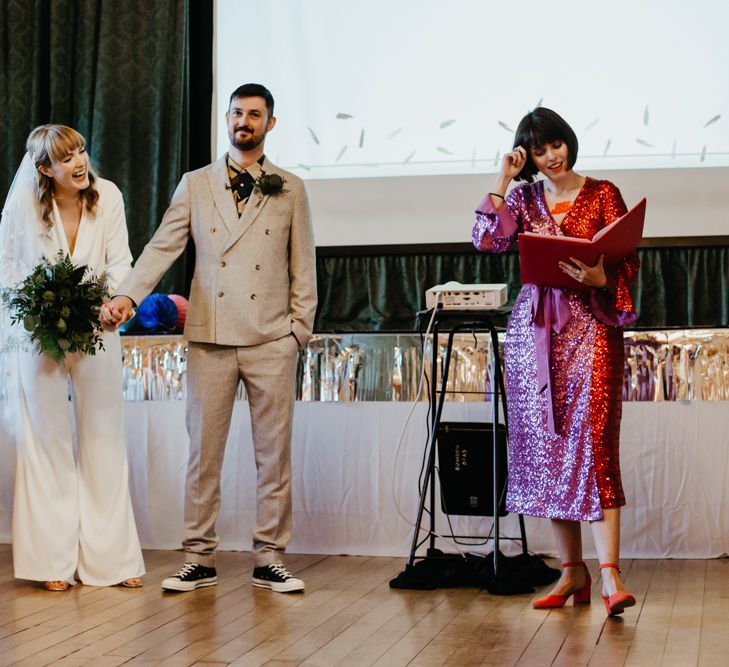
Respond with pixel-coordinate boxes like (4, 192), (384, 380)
(513, 107), (578, 182)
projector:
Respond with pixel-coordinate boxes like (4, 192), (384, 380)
(425, 281), (508, 310)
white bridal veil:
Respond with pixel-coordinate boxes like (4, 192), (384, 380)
(0, 152), (37, 501)
(0, 152), (37, 290)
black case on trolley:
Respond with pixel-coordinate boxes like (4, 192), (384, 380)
(436, 421), (508, 517)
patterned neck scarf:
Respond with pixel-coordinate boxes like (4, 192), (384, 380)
(227, 155), (265, 214)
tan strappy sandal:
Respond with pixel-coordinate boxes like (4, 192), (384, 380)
(118, 578), (143, 588)
(42, 580), (70, 591)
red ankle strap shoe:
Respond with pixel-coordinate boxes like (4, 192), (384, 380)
(532, 561), (591, 609)
(599, 563), (636, 616)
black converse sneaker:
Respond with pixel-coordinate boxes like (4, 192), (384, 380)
(161, 563), (218, 591)
(252, 563), (305, 593)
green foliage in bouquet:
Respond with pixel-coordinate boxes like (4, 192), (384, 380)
(2, 251), (109, 362)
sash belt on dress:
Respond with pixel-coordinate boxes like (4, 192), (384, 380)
(529, 284), (571, 435)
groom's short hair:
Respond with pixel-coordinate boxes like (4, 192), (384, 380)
(229, 84), (274, 118)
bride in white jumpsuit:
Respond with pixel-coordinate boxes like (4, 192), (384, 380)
(0, 125), (144, 589)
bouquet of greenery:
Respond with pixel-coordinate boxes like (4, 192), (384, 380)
(1, 251), (109, 362)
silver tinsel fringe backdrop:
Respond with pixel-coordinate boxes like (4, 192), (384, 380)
(120, 330), (729, 402)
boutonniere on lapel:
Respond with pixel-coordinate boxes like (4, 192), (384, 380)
(254, 171), (288, 207)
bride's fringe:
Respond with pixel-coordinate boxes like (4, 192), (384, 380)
(26, 125), (100, 228)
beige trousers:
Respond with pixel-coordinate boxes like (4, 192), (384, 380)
(183, 334), (299, 567)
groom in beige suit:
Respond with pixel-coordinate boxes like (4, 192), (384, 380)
(105, 84), (317, 593)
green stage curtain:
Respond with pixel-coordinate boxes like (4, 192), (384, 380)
(315, 245), (729, 331)
(0, 0), (212, 294)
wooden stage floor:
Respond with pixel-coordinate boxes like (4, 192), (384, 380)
(0, 545), (726, 666)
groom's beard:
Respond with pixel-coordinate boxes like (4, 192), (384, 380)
(230, 126), (266, 151)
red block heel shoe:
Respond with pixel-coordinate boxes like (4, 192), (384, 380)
(532, 561), (591, 609)
(599, 563), (636, 616)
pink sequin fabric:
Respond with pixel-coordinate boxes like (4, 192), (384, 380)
(473, 179), (640, 520)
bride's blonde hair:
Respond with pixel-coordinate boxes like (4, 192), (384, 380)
(26, 124), (99, 227)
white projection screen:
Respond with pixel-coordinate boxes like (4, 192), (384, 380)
(214, 0), (729, 245)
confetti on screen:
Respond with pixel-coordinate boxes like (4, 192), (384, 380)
(297, 163), (311, 171)
(403, 151), (415, 164)
(216, 3), (729, 179)
(700, 145), (707, 162)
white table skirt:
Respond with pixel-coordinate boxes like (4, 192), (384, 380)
(1, 402), (727, 559)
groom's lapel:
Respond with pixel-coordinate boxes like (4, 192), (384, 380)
(208, 156), (239, 234)
(223, 159), (271, 253)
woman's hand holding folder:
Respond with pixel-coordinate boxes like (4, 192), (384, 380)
(558, 254), (607, 288)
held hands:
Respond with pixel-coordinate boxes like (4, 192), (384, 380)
(99, 295), (135, 330)
(559, 254), (608, 288)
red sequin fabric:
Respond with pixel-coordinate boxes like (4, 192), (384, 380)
(473, 178), (640, 520)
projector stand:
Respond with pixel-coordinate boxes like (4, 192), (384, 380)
(407, 307), (528, 580)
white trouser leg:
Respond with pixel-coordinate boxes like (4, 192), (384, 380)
(70, 332), (144, 585)
(13, 349), (79, 582)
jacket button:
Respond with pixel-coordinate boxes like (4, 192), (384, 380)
(250, 294), (257, 300)
(255, 264), (261, 271)
(210, 226), (216, 233)
(265, 229), (271, 235)
(217, 291), (224, 297)
(219, 261), (226, 267)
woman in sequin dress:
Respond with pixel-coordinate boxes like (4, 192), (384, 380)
(472, 108), (639, 616)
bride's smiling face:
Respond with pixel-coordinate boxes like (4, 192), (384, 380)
(39, 146), (90, 194)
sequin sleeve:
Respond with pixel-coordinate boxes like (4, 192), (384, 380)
(472, 189), (520, 254)
(590, 182), (641, 326)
